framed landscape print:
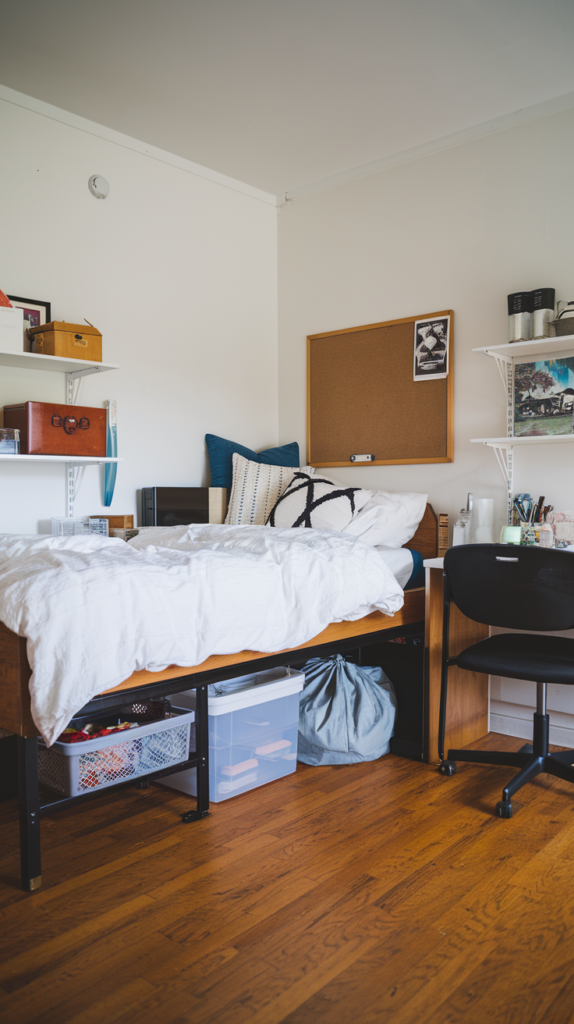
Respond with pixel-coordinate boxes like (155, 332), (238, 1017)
(514, 357), (574, 437)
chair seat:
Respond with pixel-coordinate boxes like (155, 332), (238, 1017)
(457, 632), (574, 683)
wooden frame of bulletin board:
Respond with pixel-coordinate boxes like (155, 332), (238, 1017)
(307, 310), (454, 467)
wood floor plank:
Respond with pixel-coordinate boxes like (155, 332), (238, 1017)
(275, 791), (574, 1024)
(0, 931), (181, 1024)
(2, 736), (574, 1024)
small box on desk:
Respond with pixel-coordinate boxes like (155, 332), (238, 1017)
(27, 321), (102, 362)
(3, 401), (106, 456)
(91, 515), (134, 530)
(141, 487), (227, 527)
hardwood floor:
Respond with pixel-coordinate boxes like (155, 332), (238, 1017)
(2, 734), (574, 1024)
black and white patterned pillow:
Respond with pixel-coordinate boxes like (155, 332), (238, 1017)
(267, 469), (372, 531)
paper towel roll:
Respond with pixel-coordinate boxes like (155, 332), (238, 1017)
(473, 499), (494, 543)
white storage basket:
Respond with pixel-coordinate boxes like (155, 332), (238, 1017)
(38, 707), (195, 797)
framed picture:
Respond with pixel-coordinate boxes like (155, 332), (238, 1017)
(413, 315), (450, 380)
(7, 295), (51, 334)
(514, 357), (574, 437)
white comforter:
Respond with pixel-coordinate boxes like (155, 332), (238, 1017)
(0, 525), (404, 746)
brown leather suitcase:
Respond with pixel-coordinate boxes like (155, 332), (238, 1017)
(3, 402), (106, 456)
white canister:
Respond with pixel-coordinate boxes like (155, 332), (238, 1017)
(531, 288), (556, 340)
(472, 498), (494, 544)
(507, 292), (532, 343)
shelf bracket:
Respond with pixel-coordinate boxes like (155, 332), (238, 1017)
(487, 355), (514, 521)
(484, 442), (514, 524)
(490, 351), (512, 399)
(65, 462), (75, 518)
(66, 372), (83, 406)
(65, 373), (84, 517)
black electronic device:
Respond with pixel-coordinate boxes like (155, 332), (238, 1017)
(142, 487), (212, 527)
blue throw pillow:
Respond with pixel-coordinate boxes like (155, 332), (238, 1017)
(404, 548), (424, 590)
(206, 434), (300, 490)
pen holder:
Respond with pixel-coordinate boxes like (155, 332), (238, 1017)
(520, 523), (553, 548)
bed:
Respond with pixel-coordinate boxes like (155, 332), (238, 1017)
(0, 504), (446, 890)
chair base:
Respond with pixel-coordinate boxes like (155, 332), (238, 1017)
(444, 746), (574, 817)
(440, 710), (574, 816)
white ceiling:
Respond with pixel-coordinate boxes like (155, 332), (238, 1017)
(1, 0), (574, 197)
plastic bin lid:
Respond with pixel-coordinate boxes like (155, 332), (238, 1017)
(175, 667), (304, 715)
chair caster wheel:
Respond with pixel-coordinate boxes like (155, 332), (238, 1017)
(439, 760), (456, 776)
(496, 800), (513, 819)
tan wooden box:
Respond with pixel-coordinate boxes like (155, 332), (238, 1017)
(91, 515), (134, 530)
(28, 321), (102, 362)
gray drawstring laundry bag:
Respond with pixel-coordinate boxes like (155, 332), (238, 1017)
(297, 654), (397, 765)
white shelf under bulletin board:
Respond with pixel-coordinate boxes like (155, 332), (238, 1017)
(0, 349), (120, 517)
(471, 335), (574, 521)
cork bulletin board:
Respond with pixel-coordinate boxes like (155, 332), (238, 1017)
(307, 310), (454, 467)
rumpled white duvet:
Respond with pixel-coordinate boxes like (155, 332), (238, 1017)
(0, 525), (404, 746)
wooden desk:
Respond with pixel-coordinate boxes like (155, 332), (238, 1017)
(425, 565), (489, 763)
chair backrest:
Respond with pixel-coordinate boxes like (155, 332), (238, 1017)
(444, 544), (574, 632)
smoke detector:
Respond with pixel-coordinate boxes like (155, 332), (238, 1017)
(88, 175), (110, 199)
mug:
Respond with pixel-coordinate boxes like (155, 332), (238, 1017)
(500, 525), (522, 544)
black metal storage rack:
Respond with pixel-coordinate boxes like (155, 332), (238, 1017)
(16, 616), (426, 892)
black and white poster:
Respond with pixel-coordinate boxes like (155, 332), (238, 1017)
(413, 315), (450, 381)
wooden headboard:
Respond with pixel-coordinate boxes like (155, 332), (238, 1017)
(405, 504), (447, 561)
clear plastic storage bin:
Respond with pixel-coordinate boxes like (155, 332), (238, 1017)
(38, 706), (195, 796)
(162, 666), (304, 802)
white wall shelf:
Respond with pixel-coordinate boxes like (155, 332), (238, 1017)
(473, 334), (574, 361)
(0, 348), (119, 378)
(471, 435), (574, 449)
(473, 335), (574, 518)
(0, 349), (120, 517)
(0, 454), (121, 466)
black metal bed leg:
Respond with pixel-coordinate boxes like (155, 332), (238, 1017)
(17, 736), (42, 892)
(182, 683), (210, 823)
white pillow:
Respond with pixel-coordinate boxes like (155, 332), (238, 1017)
(226, 453), (295, 526)
(342, 490), (428, 548)
(267, 468), (371, 531)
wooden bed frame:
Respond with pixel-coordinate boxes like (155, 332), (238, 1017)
(1, 505), (488, 891)
(0, 504), (441, 739)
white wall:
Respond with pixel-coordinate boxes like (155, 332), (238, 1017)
(278, 105), (574, 742)
(0, 98), (278, 533)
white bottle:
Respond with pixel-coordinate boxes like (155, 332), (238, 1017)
(452, 510), (471, 546)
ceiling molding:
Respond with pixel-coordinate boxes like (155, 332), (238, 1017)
(0, 83), (279, 208)
(280, 90), (574, 205)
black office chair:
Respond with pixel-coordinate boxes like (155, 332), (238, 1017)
(438, 544), (574, 818)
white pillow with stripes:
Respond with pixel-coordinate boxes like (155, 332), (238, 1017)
(225, 453), (296, 525)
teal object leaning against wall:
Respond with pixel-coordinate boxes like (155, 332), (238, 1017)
(104, 399), (117, 507)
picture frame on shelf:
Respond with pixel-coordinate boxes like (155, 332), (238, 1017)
(513, 356), (574, 438)
(7, 296), (51, 350)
